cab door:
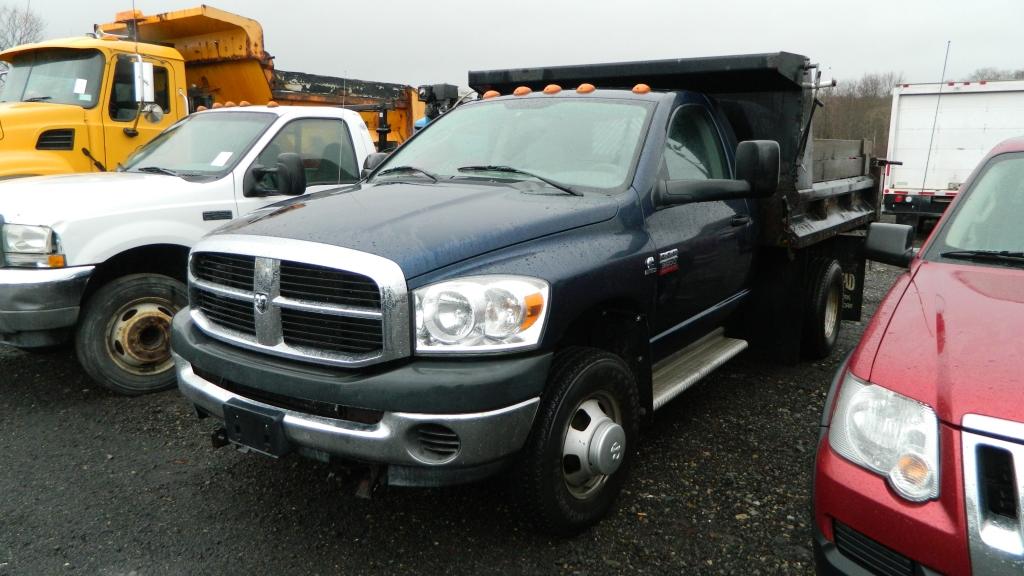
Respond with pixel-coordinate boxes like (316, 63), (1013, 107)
(644, 101), (755, 347)
(102, 54), (177, 169)
(235, 117), (362, 216)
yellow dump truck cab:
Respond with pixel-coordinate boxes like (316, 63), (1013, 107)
(0, 36), (187, 177)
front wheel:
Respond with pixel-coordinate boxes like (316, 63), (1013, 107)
(75, 274), (186, 395)
(514, 347), (639, 535)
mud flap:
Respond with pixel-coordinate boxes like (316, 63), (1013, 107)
(835, 233), (866, 322)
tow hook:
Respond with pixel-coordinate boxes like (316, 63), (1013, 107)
(211, 427), (229, 449)
(355, 464), (383, 499)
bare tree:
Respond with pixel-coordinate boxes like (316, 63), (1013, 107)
(0, 3), (44, 51)
(814, 72), (904, 155)
(967, 67), (1024, 81)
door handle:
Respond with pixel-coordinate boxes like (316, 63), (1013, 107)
(730, 215), (751, 227)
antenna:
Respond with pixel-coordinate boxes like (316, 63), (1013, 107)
(920, 41), (951, 193)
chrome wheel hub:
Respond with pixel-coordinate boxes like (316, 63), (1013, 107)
(562, 392), (625, 499)
(824, 281), (841, 340)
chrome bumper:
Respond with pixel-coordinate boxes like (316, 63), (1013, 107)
(0, 266), (94, 334)
(174, 353), (540, 468)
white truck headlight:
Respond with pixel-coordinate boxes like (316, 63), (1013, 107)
(414, 275), (549, 353)
(829, 373), (940, 502)
(1, 224), (65, 267)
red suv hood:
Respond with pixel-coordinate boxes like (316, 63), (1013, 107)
(868, 260), (1024, 425)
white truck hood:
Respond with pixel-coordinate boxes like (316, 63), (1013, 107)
(0, 172), (210, 227)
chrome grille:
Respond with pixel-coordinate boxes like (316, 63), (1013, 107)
(193, 289), (256, 336)
(187, 235), (410, 368)
(962, 414), (1024, 575)
(281, 308), (382, 353)
(191, 253), (255, 292)
(279, 261), (380, 308)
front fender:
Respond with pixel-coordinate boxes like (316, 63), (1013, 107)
(59, 214), (220, 266)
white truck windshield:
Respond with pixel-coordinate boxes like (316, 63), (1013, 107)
(123, 111), (277, 178)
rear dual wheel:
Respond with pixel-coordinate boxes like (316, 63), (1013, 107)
(75, 274), (186, 396)
(515, 347), (639, 535)
(802, 259), (844, 359)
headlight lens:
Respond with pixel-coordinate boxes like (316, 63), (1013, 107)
(829, 373), (940, 501)
(1, 224), (64, 267)
(415, 275), (548, 353)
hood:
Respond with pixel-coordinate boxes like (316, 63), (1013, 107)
(0, 101), (84, 141)
(0, 172), (210, 226)
(217, 181), (621, 279)
(868, 260), (1024, 425)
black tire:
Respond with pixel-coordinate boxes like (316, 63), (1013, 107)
(514, 347), (639, 535)
(802, 259), (844, 360)
(75, 273), (187, 396)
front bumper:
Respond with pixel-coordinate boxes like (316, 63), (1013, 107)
(0, 265), (93, 346)
(172, 310), (551, 485)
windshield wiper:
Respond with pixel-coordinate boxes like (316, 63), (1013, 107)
(22, 96), (52, 102)
(135, 166), (181, 177)
(940, 250), (1024, 265)
(457, 165), (581, 196)
(376, 165), (439, 183)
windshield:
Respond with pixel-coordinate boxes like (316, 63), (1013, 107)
(0, 49), (104, 108)
(925, 152), (1024, 265)
(123, 111), (277, 178)
(374, 97), (654, 192)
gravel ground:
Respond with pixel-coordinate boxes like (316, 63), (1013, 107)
(0, 263), (901, 576)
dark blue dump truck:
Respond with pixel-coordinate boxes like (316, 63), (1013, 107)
(171, 53), (881, 534)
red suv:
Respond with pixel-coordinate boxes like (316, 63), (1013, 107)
(814, 138), (1024, 575)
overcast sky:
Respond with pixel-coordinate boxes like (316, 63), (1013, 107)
(32, 0), (1024, 89)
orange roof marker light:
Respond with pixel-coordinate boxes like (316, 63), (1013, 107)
(211, 102), (224, 109)
(266, 100), (280, 108)
(196, 105), (208, 112)
(576, 83), (596, 94)
(482, 90), (500, 99)
(632, 83), (651, 94)
(224, 101), (237, 108)
(239, 100), (251, 107)
(543, 84), (562, 94)
(513, 86), (532, 96)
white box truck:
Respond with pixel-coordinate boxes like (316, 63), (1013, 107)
(882, 79), (1024, 227)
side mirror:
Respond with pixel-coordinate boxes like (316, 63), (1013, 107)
(735, 140), (780, 198)
(253, 152), (307, 196)
(131, 59), (155, 104)
(361, 152), (389, 179)
(865, 222), (915, 268)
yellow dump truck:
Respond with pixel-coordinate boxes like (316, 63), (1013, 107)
(0, 5), (425, 178)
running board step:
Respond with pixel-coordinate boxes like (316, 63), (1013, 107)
(651, 328), (748, 411)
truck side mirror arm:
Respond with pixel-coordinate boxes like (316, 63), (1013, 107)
(655, 179), (751, 207)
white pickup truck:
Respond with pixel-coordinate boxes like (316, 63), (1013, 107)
(0, 105), (376, 394)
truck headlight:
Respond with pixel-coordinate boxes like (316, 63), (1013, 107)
(1, 224), (65, 268)
(414, 275), (548, 353)
(829, 373), (940, 502)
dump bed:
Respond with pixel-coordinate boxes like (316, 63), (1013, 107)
(97, 6), (422, 147)
(469, 52), (877, 248)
